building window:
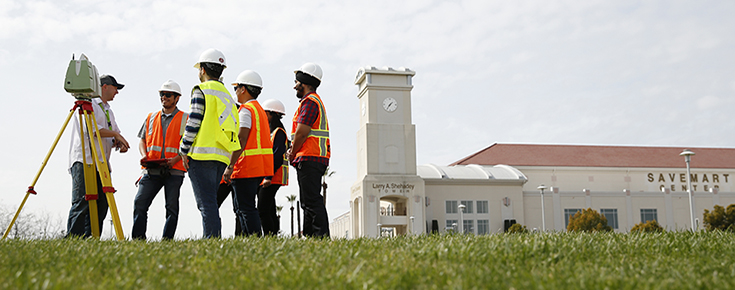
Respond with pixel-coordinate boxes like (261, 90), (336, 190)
(600, 208), (619, 229)
(640, 208), (658, 224)
(564, 208), (582, 228)
(446, 220), (458, 231)
(463, 220), (474, 234)
(460, 200), (473, 214)
(477, 220), (489, 235)
(476, 201), (489, 214)
(446, 200), (458, 214)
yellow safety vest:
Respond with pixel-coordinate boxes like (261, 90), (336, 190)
(188, 80), (241, 165)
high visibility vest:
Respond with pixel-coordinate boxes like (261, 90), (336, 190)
(231, 101), (274, 179)
(270, 127), (289, 186)
(144, 110), (189, 172)
(291, 92), (330, 160)
(188, 81), (241, 165)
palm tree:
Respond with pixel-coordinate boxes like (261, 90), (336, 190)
(287, 194), (297, 237)
(322, 167), (336, 206)
(276, 205), (284, 236)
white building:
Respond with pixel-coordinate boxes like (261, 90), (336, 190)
(330, 67), (735, 238)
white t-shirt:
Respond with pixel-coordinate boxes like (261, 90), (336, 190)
(68, 98), (120, 172)
(238, 100), (255, 129)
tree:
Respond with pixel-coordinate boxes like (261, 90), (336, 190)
(287, 194), (298, 237)
(506, 223), (528, 234)
(630, 220), (664, 233)
(1, 203), (64, 239)
(703, 204), (735, 232)
(567, 208), (612, 232)
(322, 168), (336, 206)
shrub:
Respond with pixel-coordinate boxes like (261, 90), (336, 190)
(703, 204), (735, 232)
(567, 208), (612, 232)
(506, 223), (528, 234)
(630, 220), (664, 233)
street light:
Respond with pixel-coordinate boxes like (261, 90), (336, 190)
(409, 216), (415, 235)
(537, 184), (548, 232)
(458, 204), (466, 234)
(680, 149), (696, 231)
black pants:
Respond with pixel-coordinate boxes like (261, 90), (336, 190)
(216, 183), (242, 235)
(258, 184), (282, 236)
(296, 161), (330, 238)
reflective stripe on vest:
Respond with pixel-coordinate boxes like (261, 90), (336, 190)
(231, 101), (274, 179)
(145, 110), (188, 172)
(189, 81), (240, 164)
(271, 127), (289, 186)
(291, 92), (330, 159)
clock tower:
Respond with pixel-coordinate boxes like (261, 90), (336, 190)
(350, 66), (426, 237)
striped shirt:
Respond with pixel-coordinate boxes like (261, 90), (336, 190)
(179, 87), (205, 155)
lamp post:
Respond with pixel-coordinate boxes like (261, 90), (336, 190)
(680, 149), (696, 231)
(409, 216), (415, 235)
(537, 184), (547, 232)
(458, 204), (466, 234)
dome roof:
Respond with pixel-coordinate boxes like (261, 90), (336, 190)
(417, 164), (527, 181)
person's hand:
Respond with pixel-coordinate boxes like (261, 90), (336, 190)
(167, 154), (182, 167)
(261, 179), (272, 188)
(180, 153), (189, 170)
(114, 135), (130, 153)
(223, 166), (234, 184)
(286, 148), (294, 162)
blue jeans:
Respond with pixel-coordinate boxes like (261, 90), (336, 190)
(131, 174), (184, 240)
(296, 161), (330, 238)
(232, 177), (262, 236)
(66, 162), (109, 238)
(188, 159), (226, 238)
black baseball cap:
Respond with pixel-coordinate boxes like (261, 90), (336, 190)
(100, 75), (125, 89)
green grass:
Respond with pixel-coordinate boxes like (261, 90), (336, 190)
(2, 232), (734, 289)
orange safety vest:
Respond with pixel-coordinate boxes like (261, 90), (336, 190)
(231, 101), (274, 179)
(270, 127), (289, 186)
(291, 92), (330, 160)
(144, 110), (189, 172)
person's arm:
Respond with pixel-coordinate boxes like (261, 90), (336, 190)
(179, 88), (206, 169)
(138, 138), (147, 157)
(289, 124), (310, 161)
(263, 129), (287, 187)
(287, 99), (318, 162)
(137, 119), (148, 158)
(222, 127), (250, 184)
(222, 104), (252, 183)
(98, 128), (130, 152)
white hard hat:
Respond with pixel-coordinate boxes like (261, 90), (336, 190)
(261, 99), (286, 115)
(194, 48), (227, 69)
(231, 70), (263, 88)
(294, 62), (323, 81)
(158, 80), (182, 95)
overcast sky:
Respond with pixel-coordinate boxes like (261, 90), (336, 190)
(1, 0), (734, 239)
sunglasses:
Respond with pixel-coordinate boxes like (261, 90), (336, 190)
(160, 92), (179, 98)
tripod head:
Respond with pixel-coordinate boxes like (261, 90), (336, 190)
(64, 53), (101, 99)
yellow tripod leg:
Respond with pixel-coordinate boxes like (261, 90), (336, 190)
(2, 108), (77, 239)
(86, 108), (125, 240)
(80, 110), (100, 239)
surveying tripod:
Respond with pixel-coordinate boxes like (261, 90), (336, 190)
(2, 98), (124, 240)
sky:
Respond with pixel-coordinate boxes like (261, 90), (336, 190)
(1, 0), (734, 239)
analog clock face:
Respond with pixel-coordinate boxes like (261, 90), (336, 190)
(383, 97), (398, 112)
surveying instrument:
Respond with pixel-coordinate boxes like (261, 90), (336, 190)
(2, 54), (124, 240)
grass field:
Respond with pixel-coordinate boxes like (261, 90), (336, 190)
(1, 232), (734, 289)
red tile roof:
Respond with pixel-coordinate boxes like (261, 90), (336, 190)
(451, 144), (735, 169)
